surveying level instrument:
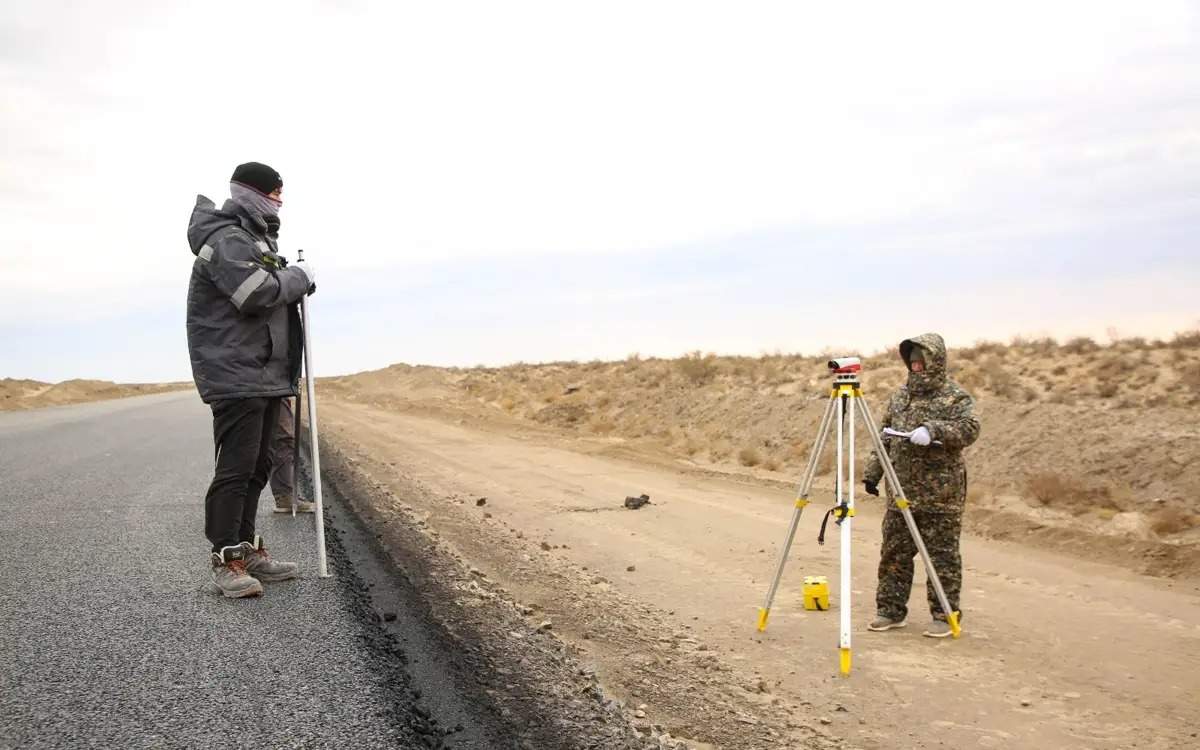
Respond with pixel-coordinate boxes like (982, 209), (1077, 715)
(755, 357), (961, 675)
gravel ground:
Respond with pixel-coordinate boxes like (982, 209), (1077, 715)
(0, 392), (487, 749)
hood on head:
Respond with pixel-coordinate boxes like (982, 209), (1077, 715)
(900, 332), (948, 376)
(187, 195), (239, 255)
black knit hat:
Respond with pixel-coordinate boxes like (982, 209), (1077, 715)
(230, 162), (282, 195)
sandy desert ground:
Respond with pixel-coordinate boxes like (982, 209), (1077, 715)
(311, 333), (1200, 749)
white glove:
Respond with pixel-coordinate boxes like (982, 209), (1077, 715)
(910, 426), (932, 446)
(294, 261), (316, 286)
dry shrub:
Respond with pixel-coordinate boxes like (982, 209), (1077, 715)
(1023, 472), (1114, 514)
(676, 351), (718, 385)
(498, 396), (517, 412)
(981, 357), (1020, 398)
(738, 446), (762, 467)
(1149, 506), (1199, 536)
(1061, 336), (1100, 355)
(1016, 336), (1058, 355)
(1096, 382), (1119, 398)
(1024, 472), (1081, 506)
(956, 365), (985, 392)
(1169, 328), (1200, 348)
(968, 341), (1007, 360)
(1180, 367), (1200, 397)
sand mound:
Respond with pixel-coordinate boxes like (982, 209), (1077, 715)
(0, 378), (190, 412)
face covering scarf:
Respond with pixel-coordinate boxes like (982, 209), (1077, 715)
(230, 182), (282, 219)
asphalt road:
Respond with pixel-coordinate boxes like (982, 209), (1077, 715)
(0, 392), (485, 749)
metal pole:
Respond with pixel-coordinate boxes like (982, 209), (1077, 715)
(839, 391), (856, 674)
(297, 249), (331, 578)
(757, 393), (838, 631)
(291, 393), (301, 517)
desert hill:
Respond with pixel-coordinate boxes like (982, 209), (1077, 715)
(0, 378), (190, 411)
(320, 331), (1200, 575)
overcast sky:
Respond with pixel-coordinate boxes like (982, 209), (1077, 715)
(2, 1), (1197, 382)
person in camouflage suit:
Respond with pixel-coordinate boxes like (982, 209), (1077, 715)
(862, 333), (980, 638)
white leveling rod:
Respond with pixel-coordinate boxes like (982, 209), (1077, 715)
(297, 248), (331, 578)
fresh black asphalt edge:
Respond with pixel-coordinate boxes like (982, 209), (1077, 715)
(311, 437), (663, 750)
(298, 452), (516, 749)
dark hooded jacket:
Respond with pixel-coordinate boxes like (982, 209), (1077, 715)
(185, 195), (309, 403)
(863, 333), (980, 513)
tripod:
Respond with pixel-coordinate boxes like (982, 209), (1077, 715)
(755, 358), (961, 675)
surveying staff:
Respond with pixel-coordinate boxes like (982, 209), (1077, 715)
(863, 333), (980, 637)
(185, 161), (316, 598)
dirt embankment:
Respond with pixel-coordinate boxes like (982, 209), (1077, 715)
(0, 378), (191, 412)
(317, 332), (1200, 577)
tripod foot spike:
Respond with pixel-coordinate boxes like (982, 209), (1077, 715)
(839, 648), (852, 675)
(756, 607), (770, 632)
(947, 611), (962, 638)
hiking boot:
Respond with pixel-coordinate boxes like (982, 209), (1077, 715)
(273, 494), (315, 513)
(211, 545), (264, 599)
(923, 619), (953, 638)
(243, 536), (298, 582)
(867, 615), (907, 631)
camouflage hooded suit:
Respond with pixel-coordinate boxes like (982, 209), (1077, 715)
(863, 333), (980, 622)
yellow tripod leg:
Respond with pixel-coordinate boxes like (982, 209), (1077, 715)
(755, 393), (838, 631)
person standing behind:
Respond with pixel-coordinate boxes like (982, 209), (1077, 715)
(185, 161), (316, 598)
(268, 396), (315, 513)
(862, 333), (980, 637)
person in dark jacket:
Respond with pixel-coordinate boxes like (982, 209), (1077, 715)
(186, 161), (315, 598)
(862, 333), (980, 637)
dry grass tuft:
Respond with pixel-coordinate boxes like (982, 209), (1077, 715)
(1149, 506), (1199, 536)
(738, 446), (762, 467)
(1022, 471), (1114, 515)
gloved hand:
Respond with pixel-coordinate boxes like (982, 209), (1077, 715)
(910, 425), (932, 446)
(864, 480), (879, 497)
(294, 262), (317, 295)
(294, 261), (315, 286)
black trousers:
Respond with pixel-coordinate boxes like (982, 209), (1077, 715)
(205, 397), (281, 551)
